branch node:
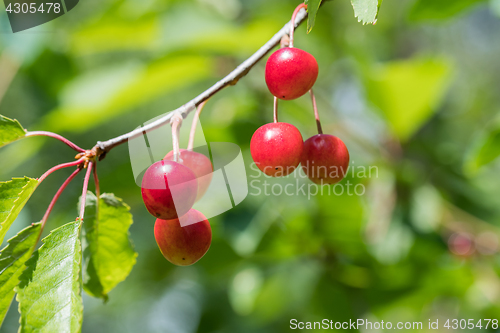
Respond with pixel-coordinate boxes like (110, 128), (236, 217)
(170, 111), (184, 125)
(94, 141), (107, 161)
(181, 101), (197, 118)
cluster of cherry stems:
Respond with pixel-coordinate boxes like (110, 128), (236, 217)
(29, 4), (349, 266)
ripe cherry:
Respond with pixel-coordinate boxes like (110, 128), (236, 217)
(265, 48), (318, 100)
(301, 134), (349, 184)
(141, 160), (198, 220)
(164, 149), (213, 202)
(250, 122), (303, 177)
(154, 209), (212, 266)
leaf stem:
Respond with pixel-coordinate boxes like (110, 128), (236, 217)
(289, 3), (307, 48)
(78, 162), (93, 221)
(171, 114), (182, 162)
(309, 89), (323, 134)
(26, 131), (85, 152)
(187, 100), (208, 151)
(37, 167), (82, 242)
(38, 157), (86, 184)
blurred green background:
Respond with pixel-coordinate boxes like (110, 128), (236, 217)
(2, 0), (500, 332)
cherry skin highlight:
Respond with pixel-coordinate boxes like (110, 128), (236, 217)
(250, 122), (304, 177)
(301, 134), (350, 185)
(265, 48), (318, 100)
(154, 209), (212, 266)
(141, 160), (198, 220)
(164, 149), (213, 201)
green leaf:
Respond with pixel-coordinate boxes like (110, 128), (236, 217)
(82, 192), (137, 300)
(350, 0), (383, 25)
(464, 125), (500, 174)
(0, 177), (39, 245)
(305, 0), (322, 33)
(16, 221), (83, 333)
(409, 0), (486, 21)
(0, 223), (41, 327)
(365, 58), (451, 142)
(0, 115), (26, 148)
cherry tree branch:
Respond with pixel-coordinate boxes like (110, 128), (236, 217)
(93, 7), (308, 159)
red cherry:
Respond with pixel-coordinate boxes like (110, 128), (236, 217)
(154, 209), (212, 266)
(164, 149), (213, 202)
(448, 233), (474, 257)
(301, 134), (349, 184)
(250, 122), (303, 177)
(141, 160), (197, 220)
(265, 48), (318, 100)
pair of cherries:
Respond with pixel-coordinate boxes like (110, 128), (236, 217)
(251, 124), (350, 184)
(141, 149), (213, 266)
(251, 3), (349, 184)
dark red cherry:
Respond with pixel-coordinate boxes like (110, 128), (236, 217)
(154, 209), (212, 266)
(164, 149), (213, 202)
(265, 48), (318, 100)
(301, 134), (349, 184)
(141, 160), (198, 220)
(250, 122), (303, 177)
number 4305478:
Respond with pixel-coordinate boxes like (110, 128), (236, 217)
(444, 319), (499, 330)
(5, 3), (61, 14)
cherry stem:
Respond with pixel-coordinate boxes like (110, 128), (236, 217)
(309, 89), (323, 134)
(38, 157), (86, 184)
(78, 162), (93, 221)
(273, 96), (279, 123)
(171, 114), (182, 162)
(37, 167), (82, 243)
(93, 162), (100, 199)
(26, 131), (85, 153)
(289, 3), (307, 48)
(187, 100), (207, 151)
(92, 162), (100, 226)
(280, 34), (290, 48)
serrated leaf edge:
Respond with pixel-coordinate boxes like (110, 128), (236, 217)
(15, 220), (83, 333)
(82, 192), (137, 300)
(0, 177), (39, 244)
(0, 115), (27, 148)
(0, 223), (41, 327)
(351, 0), (382, 25)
